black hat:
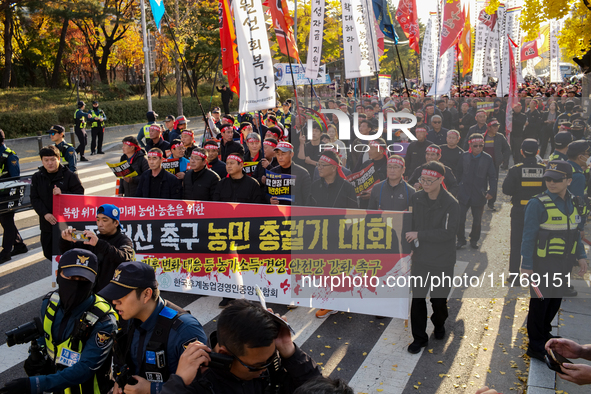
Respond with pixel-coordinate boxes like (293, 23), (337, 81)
(97, 261), (158, 301)
(47, 125), (65, 134)
(571, 119), (586, 130)
(241, 113), (253, 123)
(212, 107), (221, 114)
(92, 101), (98, 105)
(165, 115), (175, 122)
(59, 249), (99, 283)
(554, 132), (573, 148)
(567, 140), (590, 157)
(573, 105), (583, 112)
(77, 101), (85, 108)
(521, 139), (539, 156)
(147, 111), (159, 121)
(544, 160), (573, 180)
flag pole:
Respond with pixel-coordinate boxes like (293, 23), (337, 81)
(394, 44), (412, 104)
(140, 0), (153, 111)
(282, 28), (302, 141)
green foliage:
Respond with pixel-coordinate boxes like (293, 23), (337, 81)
(92, 81), (134, 101)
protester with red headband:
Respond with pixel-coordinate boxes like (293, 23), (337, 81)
(168, 139), (190, 180)
(254, 138), (279, 186)
(180, 129), (198, 158)
(203, 139), (227, 178)
(368, 155), (416, 211)
(456, 134), (497, 249)
(267, 142), (312, 206)
(310, 151), (357, 210)
(408, 144), (459, 197)
(355, 139), (389, 207)
(146, 123), (171, 153)
(510, 102), (528, 164)
(183, 147), (220, 201)
(482, 119), (511, 210)
(119, 136), (149, 197)
(405, 160), (459, 354)
(218, 123), (244, 162)
(298, 121), (324, 176)
(463, 110), (488, 150)
(135, 148), (182, 199)
(404, 126), (434, 179)
(169, 115), (190, 143)
(244, 132), (263, 163)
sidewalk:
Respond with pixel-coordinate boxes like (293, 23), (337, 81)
(7, 117), (206, 163)
(527, 278), (591, 393)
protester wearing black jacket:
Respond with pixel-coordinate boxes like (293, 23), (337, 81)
(510, 103), (528, 164)
(31, 146), (84, 261)
(404, 127), (433, 178)
(218, 124), (245, 162)
(213, 154), (263, 203)
(311, 151), (358, 209)
(136, 148), (182, 199)
(405, 161), (459, 354)
(119, 136), (149, 197)
(183, 148), (221, 201)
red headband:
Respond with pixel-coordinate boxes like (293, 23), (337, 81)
(123, 140), (141, 150)
(247, 138), (259, 143)
(263, 140), (277, 148)
(487, 121), (500, 127)
(203, 143), (219, 150)
(470, 138), (484, 144)
(171, 143), (183, 150)
(319, 155), (346, 179)
(149, 125), (161, 133)
(387, 157), (405, 167)
(182, 130), (194, 137)
(421, 169), (443, 178)
(192, 150), (207, 159)
(426, 146), (441, 154)
(226, 154), (243, 163)
(369, 141), (388, 156)
(148, 151), (163, 158)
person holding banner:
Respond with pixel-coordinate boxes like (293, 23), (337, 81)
(119, 136), (149, 197)
(146, 124), (171, 153)
(183, 148), (220, 201)
(267, 142), (311, 206)
(31, 145), (84, 261)
(48, 125), (77, 173)
(406, 161), (459, 354)
(136, 148), (182, 200)
(204, 140), (227, 179)
(60, 203), (135, 292)
(367, 155), (416, 211)
(0, 130), (27, 264)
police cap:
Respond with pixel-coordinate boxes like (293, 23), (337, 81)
(59, 249), (99, 283)
(543, 160), (573, 180)
(98, 261), (158, 301)
(567, 140), (590, 157)
(47, 125), (65, 134)
(571, 119), (586, 130)
(521, 139), (539, 156)
(554, 132), (573, 148)
(77, 101), (85, 108)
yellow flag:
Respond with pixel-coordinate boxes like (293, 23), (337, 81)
(458, 4), (472, 76)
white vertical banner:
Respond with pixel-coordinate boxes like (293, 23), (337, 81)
(483, 7), (502, 79)
(497, 1), (522, 96)
(427, 46), (455, 96)
(378, 74), (391, 100)
(549, 18), (562, 83)
(523, 58), (536, 78)
(420, 13), (436, 85)
(341, 0), (373, 78)
(305, 0), (326, 79)
(471, 0), (487, 85)
(233, 0), (276, 112)
(363, 0), (380, 73)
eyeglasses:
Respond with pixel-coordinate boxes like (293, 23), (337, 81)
(471, 145), (484, 148)
(227, 348), (279, 372)
(544, 177), (566, 183)
(49, 132), (59, 136)
(419, 176), (440, 186)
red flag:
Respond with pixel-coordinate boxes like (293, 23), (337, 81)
(520, 39), (539, 61)
(506, 35), (518, 143)
(396, 0), (420, 54)
(477, 8), (497, 30)
(439, 0), (464, 56)
(458, 4), (472, 76)
(218, 0), (239, 95)
(268, 0), (300, 62)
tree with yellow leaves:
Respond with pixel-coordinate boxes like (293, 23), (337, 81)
(520, 0), (590, 60)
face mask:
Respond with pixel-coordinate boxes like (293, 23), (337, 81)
(57, 273), (93, 313)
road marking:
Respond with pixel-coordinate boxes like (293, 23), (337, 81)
(0, 277), (52, 315)
(0, 343), (29, 374)
(0, 248), (45, 278)
(81, 172), (116, 183)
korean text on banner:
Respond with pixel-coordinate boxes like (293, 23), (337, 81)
(549, 19), (562, 83)
(265, 170), (294, 201)
(439, 0), (464, 57)
(395, 0), (420, 54)
(53, 194), (412, 319)
(107, 161), (139, 178)
(347, 163), (382, 196)
(162, 158), (181, 175)
(378, 74), (391, 101)
(305, 0), (326, 79)
(420, 12), (437, 85)
(428, 46), (456, 97)
(341, 0), (374, 78)
(234, 0), (276, 112)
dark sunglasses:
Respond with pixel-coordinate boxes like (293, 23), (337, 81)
(227, 348), (278, 372)
(471, 144), (484, 148)
(544, 177), (566, 183)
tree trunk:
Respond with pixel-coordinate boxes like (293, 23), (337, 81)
(174, 0), (183, 115)
(50, 17), (69, 89)
(2, 5), (13, 89)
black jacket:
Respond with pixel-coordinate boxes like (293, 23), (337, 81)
(439, 145), (464, 173)
(511, 111), (527, 139)
(410, 188), (459, 268)
(213, 175), (263, 203)
(483, 132), (511, 168)
(136, 169), (182, 199)
(524, 109), (544, 139)
(30, 165), (84, 231)
(267, 163), (312, 206)
(119, 150), (150, 197)
(219, 139), (244, 163)
(161, 335), (320, 394)
(404, 139), (434, 178)
(458, 111), (476, 140)
(183, 167), (220, 201)
(208, 158), (228, 179)
(146, 137), (171, 152)
(311, 176), (358, 209)
(408, 162), (459, 197)
(456, 151), (497, 206)
(502, 157), (546, 209)
(60, 229), (135, 292)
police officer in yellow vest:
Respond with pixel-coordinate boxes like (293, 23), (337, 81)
(0, 249), (118, 394)
(137, 111), (159, 149)
(502, 139), (546, 275)
(521, 160), (588, 362)
(74, 101), (92, 162)
(89, 101), (107, 155)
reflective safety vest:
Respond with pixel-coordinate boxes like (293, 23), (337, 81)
(90, 109), (105, 128)
(43, 292), (117, 394)
(0, 147), (16, 178)
(74, 109), (87, 130)
(513, 163), (546, 206)
(535, 193), (581, 258)
(142, 124), (151, 139)
(57, 142), (75, 164)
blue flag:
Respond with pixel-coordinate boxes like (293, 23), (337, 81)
(372, 0), (398, 44)
(149, 0), (165, 32)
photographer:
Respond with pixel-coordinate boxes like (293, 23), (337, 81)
(1, 249), (118, 394)
(161, 299), (321, 393)
(98, 261), (207, 394)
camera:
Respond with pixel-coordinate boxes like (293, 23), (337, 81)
(114, 364), (138, 391)
(5, 317), (43, 347)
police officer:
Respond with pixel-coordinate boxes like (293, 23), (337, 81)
(502, 139), (546, 275)
(549, 132), (573, 162)
(0, 249), (118, 394)
(521, 160), (588, 361)
(48, 124), (77, 173)
(571, 119), (588, 140)
(553, 100), (577, 135)
(138, 111), (159, 149)
(0, 129), (27, 264)
(89, 101), (107, 155)
(74, 101), (92, 162)
(98, 261), (207, 393)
